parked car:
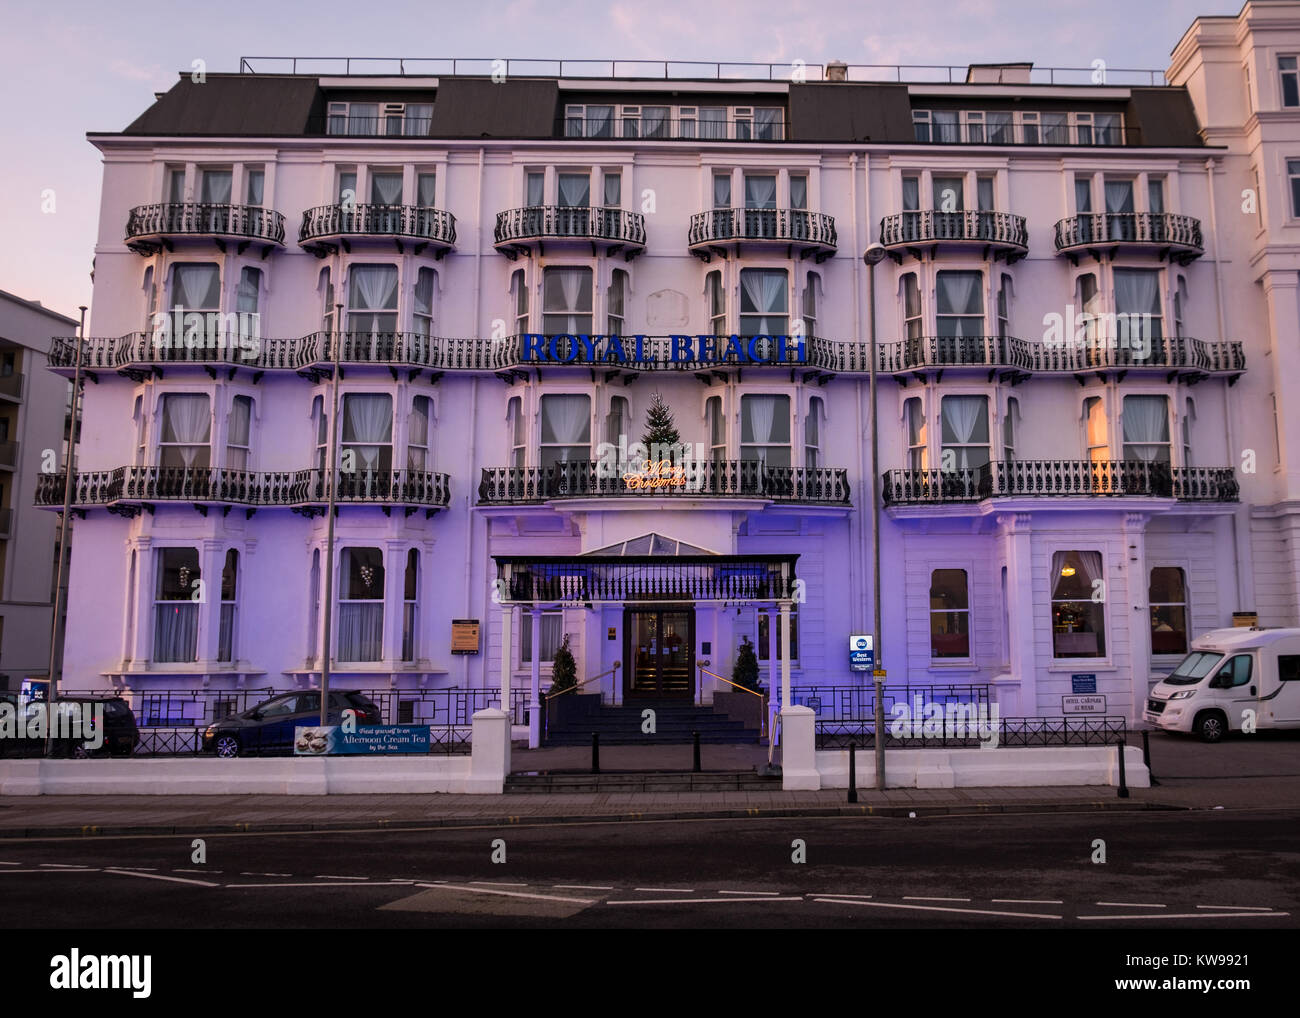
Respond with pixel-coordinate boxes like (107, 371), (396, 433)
(0, 694), (139, 758)
(201, 690), (382, 757)
(1145, 627), (1300, 741)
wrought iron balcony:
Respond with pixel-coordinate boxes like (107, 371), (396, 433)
(878, 210), (1027, 261)
(125, 203), (286, 254)
(299, 204), (456, 256)
(493, 206), (646, 259)
(478, 460), (850, 506)
(1054, 212), (1203, 264)
(688, 208), (836, 261)
(35, 466), (452, 513)
(882, 461), (1238, 505)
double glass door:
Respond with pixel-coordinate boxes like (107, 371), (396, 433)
(625, 608), (694, 699)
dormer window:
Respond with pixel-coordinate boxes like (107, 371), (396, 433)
(326, 101), (431, 136)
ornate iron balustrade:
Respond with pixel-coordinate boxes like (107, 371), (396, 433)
(1053, 212), (1203, 260)
(299, 204), (457, 250)
(878, 210), (1027, 251)
(125, 203), (286, 250)
(495, 554), (799, 604)
(876, 334), (1245, 375)
(34, 466), (452, 510)
(878, 335), (1038, 372)
(493, 205), (646, 249)
(816, 715), (1128, 749)
(881, 461), (1238, 504)
(478, 460), (850, 505)
(688, 208), (837, 251)
(791, 684), (991, 722)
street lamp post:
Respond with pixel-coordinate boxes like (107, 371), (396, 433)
(863, 243), (887, 791)
(319, 303), (344, 727)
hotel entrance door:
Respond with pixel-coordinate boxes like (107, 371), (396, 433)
(624, 608), (694, 699)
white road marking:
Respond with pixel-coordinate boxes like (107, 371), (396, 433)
(226, 881), (409, 889)
(553, 884), (614, 891)
(717, 890), (781, 896)
(413, 882), (596, 905)
(904, 896), (970, 902)
(633, 887), (695, 893)
(993, 898), (1064, 905)
(471, 881), (529, 887)
(1197, 904), (1273, 912)
(104, 868), (219, 887)
(240, 872), (292, 877)
(0, 868), (101, 874)
(0, 862), (22, 866)
(1078, 911), (1288, 921)
(315, 875), (368, 880)
(814, 898), (1061, 920)
(111, 866), (158, 872)
(39, 863), (92, 869)
(1096, 901), (1166, 908)
(609, 896), (802, 905)
(173, 868), (222, 874)
(811, 893), (873, 900)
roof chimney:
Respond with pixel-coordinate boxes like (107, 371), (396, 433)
(826, 60), (848, 82)
(965, 62), (1033, 84)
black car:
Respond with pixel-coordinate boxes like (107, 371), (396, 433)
(201, 690), (382, 757)
(0, 695), (139, 758)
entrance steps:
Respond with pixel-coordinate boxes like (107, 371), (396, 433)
(544, 699), (761, 746)
(504, 770), (780, 793)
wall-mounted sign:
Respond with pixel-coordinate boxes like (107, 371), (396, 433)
(294, 725), (431, 755)
(1232, 612), (1258, 628)
(451, 619), (480, 654)
(1071, 673), (1097, 694)
(521, 333), (808, 366)
(849, 634), (874, 672)
(622, 460), (688, 490)
(608, 627), (617, 641)
(1062, 694), (1107, 714)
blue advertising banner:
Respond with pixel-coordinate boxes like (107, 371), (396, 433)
(294, 724), (432, 756)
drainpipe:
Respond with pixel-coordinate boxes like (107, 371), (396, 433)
(465, 146), (485, 689)
(850, 153), (865, 631)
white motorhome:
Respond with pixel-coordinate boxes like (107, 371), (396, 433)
(1145, 628), (1300, 741)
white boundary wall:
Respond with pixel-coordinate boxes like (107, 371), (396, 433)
(813, 746), (1150, 790)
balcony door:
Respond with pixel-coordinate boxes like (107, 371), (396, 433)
(624, 607), (694, 700)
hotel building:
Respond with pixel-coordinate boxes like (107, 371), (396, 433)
(44, 1), (1300, 733)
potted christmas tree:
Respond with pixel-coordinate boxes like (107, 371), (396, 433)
(641, 392), (681, 464)
(713, 635), (766, 737)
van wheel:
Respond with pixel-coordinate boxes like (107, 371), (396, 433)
(1195, 711), (1228, 743)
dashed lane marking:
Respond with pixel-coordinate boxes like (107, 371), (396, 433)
(240, 872), (292, 877)
(553, 884), (614, 891)
(717, 890), (781, 896)
(633, 887), (695, 893)
(1077, 911), (1289, 921)
(226, 881), (410, 889)
(315, 874), (369, 880)
(0, 869), (101, 874)
(992, 898), (1063, 904)
(39, 863), (92, 869)
(471, 881), (529, 887)
(1095, 901), (1166, 908)
(1197, 904), (1273, 911)
(609, 896), (802, 906)
(904, 896), (970, 902)
(104, 869), (219, 887)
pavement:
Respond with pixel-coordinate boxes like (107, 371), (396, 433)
(0, 730), (1296, 838)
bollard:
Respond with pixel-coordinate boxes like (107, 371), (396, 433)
(693, 730), (701, 773)
(1116, 739), (1129, 799)
(1141, 729), (1159, 786)
(848, 742), (858, 803)
(592, 732), (600, 775)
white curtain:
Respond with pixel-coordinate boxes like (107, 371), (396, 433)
(200, 171), (231, 203)
(236, 268), (260, 315)
(543, 268), (591, 333)
(933, 110), (958, 142)
(603, 174), (621, 206)
(902, 178), (919, 211)
(942, 396), (987, 470)
(227, 397), (251, 469)
(558, 174), (590, 207)
(338, 603), (384, 661)
(541, 395), (590, 446)
(789, 175), (807, 210)
(174, 264), (220, 311)
(408, 397), (430, 464)
(349, 265), (398, 336)
(643, 107), (669, 137)
(370, 173), (403, 205)
(1052, 550), (1103, 599)
(713, 175), (732, 208)
(744, 175), (776, 209)
(343, 394), (393, 472)
(1106, 180), (1134, 240)
(527, 174), (545, 206)
(162, 394), (211, 467)
(154, 604), (199, 661)
(740, 269), (787, 333)
(936, 272), (982, 337)
(1122, 396), (1169, 462)
(1114, 268), (1161, 345)
(245, 171), (264, 206)
(1075, 177), (1092, 213)
(746, 396), (777, 445)
(417, 173), (436, 207)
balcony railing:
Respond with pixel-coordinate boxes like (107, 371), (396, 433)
(46, 331), (1246, 378)
(882, 461), (1238, 505)
(125, 203), (286, 252)
(879, 210), (1027, 254)
(688, 208), (837, 254)
(34, 467), (452, 510)
(493, 206), (646, 253)
(1053, 212), (1203, 261)
(299, 204), (457, 252)
(478, 460), (850, 505)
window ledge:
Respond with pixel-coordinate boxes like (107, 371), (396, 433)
(926, 662), (981, 672)
(1047, 663), (1116, 672)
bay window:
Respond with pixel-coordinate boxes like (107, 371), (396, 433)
(1084, 396), (1109, 462)
(903, 273), (922, 347)
(1122, 395), (1171, 463)
(159, 393), (211, 469)
(172, 263), (220, 314)
(805, 396), (824, 469)
(370, 172), (403, 233)
(226, 395), (251, 470)
(219, 549), (238, 662)
(413, 267), (435, 339)
(558, 173), (590, 208)
(508, 396), (526, 468)
(708, 271), (726, 335)
(539, 394), (591, 469)
(245, 168), (264, 206)
(402, 549), (419, 662)
(236, 267), (261, 317)
(608, 269), (626, 335)
(930, 569), (970, 658)
(522, 611), (563, 664)
(542, 267), (593, 334)
(417, 172), (437, 207)
(200, 169), (232, 232)
(338, 547), (384, 662)
(935, 271), (983, 338)
(1149, 567), (1189, 656)
(1105, 179), (1135, 241)
(513, 269), (529, 334)
(408, 395), (431, 471)
(1003, 397), (1019, 461)
(347, 265), (399, 336)
(744, 174), (778, 239)
(940, 395), (990, 471)
(740, 394), (791, 468)
(1051, 551), (1106, 658)
(1114, 267), (1163, 350)
(739, 268), (788, 335)
(905, 397), (927, 470)
(154, 548), (200, 663)
(933, 175), (964, 211)
(341, 392), (394, 487)
(708, 396), (726, 462)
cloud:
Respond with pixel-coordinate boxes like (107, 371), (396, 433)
(108, 58), (171, 85)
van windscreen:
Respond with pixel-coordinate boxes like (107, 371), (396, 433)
(1166, 651), (1222, 685)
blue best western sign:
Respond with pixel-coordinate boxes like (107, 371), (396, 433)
(294, 724), (431, 755)
(521, 334), (807, 365)
(849, 634), (874, 672)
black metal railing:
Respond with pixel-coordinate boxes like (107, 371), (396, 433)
(792, 684), (990, 722)
(1054, 212), (1203, 254)
(688, 208), (837, 248)
(34, 466), (452, 509)
(879, 210), (1027, 249)
(882, 461), (1239, 504)
(478, 461), (850, 505)
(299, 204), (457, 246)
(815, 715), (1128, 749)
(493, 205), (646, 247)
(877, 334), (1245, 374)
(125, 203), (286, 245)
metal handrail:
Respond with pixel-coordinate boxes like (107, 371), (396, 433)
(696, 662), (763, 699)
(544, 661), (620, 701)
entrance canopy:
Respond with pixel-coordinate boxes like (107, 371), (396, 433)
(493, 552), (799, 605)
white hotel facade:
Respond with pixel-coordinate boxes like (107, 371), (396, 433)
(44, 1), (1300, 730)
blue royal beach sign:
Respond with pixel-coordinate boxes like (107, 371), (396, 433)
(294, 724), (432, 756)
(520, 334), (807, 365)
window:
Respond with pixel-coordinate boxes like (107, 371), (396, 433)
(1003, 397), (1019, 461)
(413, 267), (436, 339)
(159, 394), (211, 469)
(539, 394), (591, 469)
(1084, 396), (1108, 462)
(1114, 267), (1163, 346)
(338, 171), (356, 204)
(1077, 273), (1100, 345)
(707, 396), (726, 462)
(403, 104), (432, 136)
(902, 273), (922, 342)
(227, 395), (251, 470)
(1288, 160), (1300, 217)
(935, 271), (983, 337)
(321, 268), (336, 334)
(901, 175), (920, 213)
(753, 107), (783, 141)
(313, 395), (328, 473)
(1122, 395), (1170, 463)
(508, 396), (526, 468)
(369, 171), (402, 206)
(417, 172), (436, 207)
(933, 175), (964, 211)
(1281, 55), (1300, 107)
(512, 270), (529, 335)
(740, 394), (790, 468)
(608, 269), (627, 335)
(739, 268), (787, 335)
(1095, 113), (1120, 145)
(933, 110), (959, 143)
(1105, 179), (1135, 241)
(1183, 397), (1196, 467)
(744, 174), (777, 210)
(606, 395), (629, 447)
(408, 396), (431, 471)
(1149, 567), (1188, 656)
(219, 549), (238, 662)
(526, 172), (544, 207)
(707, 271), (726, 335)
(1173, 276), (1187, 339)
(236, 267), (261, 318)
(402, 549), (419, 662)
(757, 608), (798, 661)
(1021, 112), (1040, 144)
(940, 395), (990, 471)
(542, 267), (593, 334)
(790, 174), (809, 212)
(1042, 112), (1068, 144)
(1075, 175), (1093, 214)
(154, 548), (200, 663)
(338, 547), (384, 662)
(172, 263), (220, 313)
(341, 393), (393, 478)
(245, 169), (264, 206)
(802, 273), (818, 338)
(912, 110), (932, 142)
(1051, 550), (1106, 658)
(308, 549), (321, 667)
(1279, 656), (1300, 682)
(905, 397), (927, 470)
(602, 171), (621, 207)
(699, 107), (727, 140)
(964, 111), (985, 143)
(987, 111), (1013, 144)
(1212, 654), (1253, 688)
(347, 265), (399, 335)
(930, 569), (970, 658)
(713, 173), (732, 209)
(143, 266), (157, 331)
(200, 168), (232, 205)
(521, 611), (563, 664)
(977, 176), (995, 212)
(1147, 177), (1165, 214)
(804, 396), (824, 469)
(557, 173), (590, 207)
(996, 274), (1011, 339)
(1075, 111), (1094, 145)
(166, 167), (186, 203)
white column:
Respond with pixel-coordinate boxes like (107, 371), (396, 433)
(500, 603), (513, 708)
(766, 606), (778, 706)
(528, 608), (541, 748)
(779, 599), (792, 709)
